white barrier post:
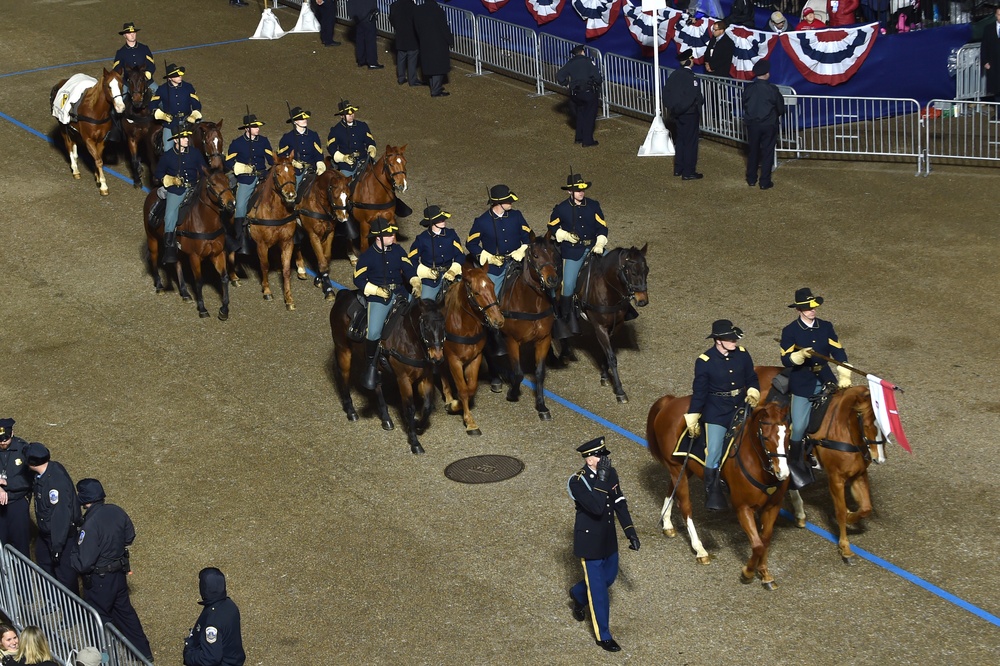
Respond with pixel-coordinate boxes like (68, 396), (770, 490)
(287, 1), (321, 33)
(638, 0), (674, 157)
(250, 8), (287, 40)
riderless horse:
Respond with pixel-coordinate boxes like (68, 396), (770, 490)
(348, 145), (408, 262)
(293, 162), (351, 299)
(120, 65), (153, 188)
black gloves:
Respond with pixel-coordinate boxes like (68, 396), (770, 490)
(628, 535), (641, 551)
(596, 455), (611, 481)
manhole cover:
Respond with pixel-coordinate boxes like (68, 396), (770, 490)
(444, 455), (525, 484)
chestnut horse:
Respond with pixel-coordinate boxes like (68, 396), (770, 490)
(647, 397), (790, 589)
(439, 261), (505, 436)
(120, 65), (153, 188)
(142, 168), (236, 319)
(349, 145), (408, 261)
(293, 163), (351, 299)
(50, 68), (125, 195)
(330, 296), (446, 454)
(756, 366), (887, 564)
(565, 245), (649, 403)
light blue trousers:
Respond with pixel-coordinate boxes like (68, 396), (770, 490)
(705, 423), (726, 469)
(164, 190), (185, 233)
(235, 179), (257, 218)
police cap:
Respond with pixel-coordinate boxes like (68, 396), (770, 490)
(577, 436), (610, 457)
(26, 442), (50, 466)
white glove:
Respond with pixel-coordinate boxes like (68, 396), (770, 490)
(510, 244), (528, 262)
(144, 71), (152, 80)
(745, 387), (760, 408)
(409, 276), (422, 297)
(364, 283), (391, 299)
(593, 235), (608, 255)
(186, 110), (202, 123)
(154, 109), (172, 122)
(684, 413), (702, 438)
(789, 347), (813, 365)
(835, 365), (853, 389)
(315, 161), (326, 175)
(479, 250), (497, 267)
(416, 263), (438, 280)
(443, 261), (462, 281)
(334, 150), (355, 165)
(554, 229), (580, 244)
(162, 174), (181, 187)
(292, 159), (305, 170)
(233, 162), (254, 176)
(367, 145), (377, 158)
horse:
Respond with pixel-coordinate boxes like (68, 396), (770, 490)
(756, 366), (887, 564)
(564, 245), (649, 403)
(293, 163), (351, 299)
(330, 295), (446, 454)
(50, 68), (125, 196)
(348, 145), (408, 261)
(119, 65), (153, 188)
(142, 168), (237, 320)
(439, 261), (506, 436)
(647, 396), (791, 589)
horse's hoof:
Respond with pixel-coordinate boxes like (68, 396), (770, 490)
(842, 555), (857, 566)
(796, 518), (807, 529)
(740, 571), (755, 584)
(133, 182), (142, 190)
(230, 279), (241, 288)
(663, 528), (677, 538)
(263, 294), (273, 301)
(411, 444), (425, 455)
(155, 287), (165, 295)
(600, 377), (610, 387)
(346, 411), (359, 422)
(100, 190), (109, 197)
(297, 272), (309, 281)
(696, 556), (712, 566)
(181, 295), (193, 303)
(218, 311), (229, 322)
(382, 420), (395, 431)
(761, 580), (778, 591)
(73, 174), (82, 180)
(466, 428), (482, 437)
(198, 310), (210, 319)
(615, 393), (629, 404)
(286, 303), (296, 311)
(325, 292), (335, 301)
(537, 410), (551, 421)
(506, 393), (519, 403)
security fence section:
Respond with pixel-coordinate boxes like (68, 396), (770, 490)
(954, 43), (985, 101)
(923, 99), (1000, 174)
(475, 16), (543, 94)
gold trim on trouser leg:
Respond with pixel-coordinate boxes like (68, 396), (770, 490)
(582, 558), (600, 640)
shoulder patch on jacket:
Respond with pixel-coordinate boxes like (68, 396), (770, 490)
(698, 353), (710, 362)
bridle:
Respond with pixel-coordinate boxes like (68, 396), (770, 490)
(382, 151), (407, 191)
(204, 174), (234, 212)
(272, 162), (298, 202)
(522, 241), (559, 297)
(733, 407), (789, 495)
(463, 277), (502, 328)
(198, 125), (225, 167)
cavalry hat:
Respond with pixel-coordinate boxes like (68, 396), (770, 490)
(76, 478), (106, 505)
(707, 319), (744, 341)
(788, 287), (823, 309)
(421, 205), (451, 226)
(0, 418), (13, 440)
(336, 99), (360, 115)
(119, 22), (140, 35)
(287, 106), (311, 123)
(488, 184), (518, 204)
(577, 436), (610, 457)
(368, 216), (399, 237)
(677, 49), (694, 63)
(73, 647), (103, 666)
(26, 442), (50, 466)
(163, 63), (185, 79)
(561, 173), (591, 190)
(239, 113), (265, 130)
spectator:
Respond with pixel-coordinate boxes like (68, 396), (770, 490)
(71, 647), (103, 666)
(0, 625), (19, 665)
(27, 442), (80, 595)
(981, 7), (1000, 102)
(349, 0), (385, 69)
(828, 0), (860, 26)
(796, 7), (827, 29)
(413, 0), (454, 97)
(727, 0), (756, 27)
(312, 0), (341, 46)
(12, 627), (58, 666)
(768, 11), (791, 32)
(184, 568), (246, 666)
(705, 21), (735, 77)
(0, 418), (33, 557)
(389, 0), (423, 86)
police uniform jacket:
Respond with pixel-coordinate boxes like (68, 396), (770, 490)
(742, 78), (786, 126)
(548, 197), (607, 261)
(327, 119), (375, 172)
(466, 209), (532, 277)
(780, 317), (847, 396)
(556, 54), (602, 94)
(70, 501), (134, 575)
(0, 437), (32, 502)
(225, 134), (274, 186)
(184, 569), (246, 666)
(568, 466), (637, 560)
(32, 461), (80, 553)
(278, 128), (324, 172)
(690, 345), (759, 427)
(353, 243), (416, 304)
(663, 67), (704, 118)
(409, 228), (464, 284)
(155, 146), (207, 195)
(150, 81), (201, 132)
(113, 43), (156, 76)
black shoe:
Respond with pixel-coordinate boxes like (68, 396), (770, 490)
(760, 182), (774, 190)
(597, 639), (621, 652)
(703, 467), (728, 512)
(361, 340), (381, 391)
(674, 171), (682, 177)
(235, 217), (253, 256)
(570, 593), (585, 622)
(229, 0), (248, 6)
(357, 62), (366, 68)
(162, 232), (178, 264)
(582, 140), (599, 147)
(682, 173), (704, 180)
(431, 91), (450, 97)
(324, 40), (341, 47)
(398, 79), (406, 85)
(747, 180), (757, 187)
(410, 81), (427, 86)
(368, 64), (385, 70)
(788, 440), (815, 489)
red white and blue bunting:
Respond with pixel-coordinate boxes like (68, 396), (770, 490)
(779, 23), (880, 86)
(525, 0), (567, 25)
(481, 0), (511, 13)
(669, 12), (714, 65)
(570, 0), (623, 39)
(727, 25), (778, 80)
(621, 1), (675, 53)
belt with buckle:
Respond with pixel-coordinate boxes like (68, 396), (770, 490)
(710, 389), (743, 397)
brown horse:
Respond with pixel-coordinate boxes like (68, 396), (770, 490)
(566, 245), (649, 403)
(50, 68), (125, 195)
(142, 168), (237, 319)
(293, 163), (351, 299)
(349, 145), (408, 260)
(647, 396), (791, 589)
(330, 296), (446, 454)
(120, 65), (153, 188)
(439, 261), (505, 436)
(756, 366), (887, 564)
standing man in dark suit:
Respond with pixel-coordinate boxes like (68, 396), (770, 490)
(413, 0), (454, 97)
(567, 437), (640, 653)
(742, 59), (785, 190)
(663, 49), (704, 180)
(312, 0), (341, 46)
(0, 418), (32, 557)
(556, 44), (603, 147)
(389, 0), (422, 86)
(705, 21), (735, 78)
(981, 8), (1000, 103)
(349, 0), (384, 69)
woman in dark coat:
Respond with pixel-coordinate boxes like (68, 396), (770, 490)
(413, 0), (453, 97)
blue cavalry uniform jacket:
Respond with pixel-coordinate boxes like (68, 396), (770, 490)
(225, 134), (274, 186)
(353, 243), (416, 305)
(548, 197), (607, 261)
(466, 210), (532, 277)
(780, 317), (847, 396)
(278, 127), (324, 173)
(184, 568), (246, 666)
(409, 228), (465, 285)
(568, 466), (637, 560)
(150, 81), (201, 132)
(689, 345), (759, 427)
(155, 146), (207, 195)
(327, 119), (375, 171)
(112, 43), (155, 76)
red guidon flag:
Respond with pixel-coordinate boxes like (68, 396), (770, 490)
(867, 375), (911, 453)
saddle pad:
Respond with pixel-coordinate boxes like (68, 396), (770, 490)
(671, 427), (736, 468)
(52, 74), (98, 124)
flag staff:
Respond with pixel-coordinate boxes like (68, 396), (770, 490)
(638, 0), (675, 157)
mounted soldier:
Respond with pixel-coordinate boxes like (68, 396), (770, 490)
(226, 110), (274, 256)
(408, 204), (464, 300)
(278, 105), (326, 190)
(112, 22), (157, 94)
(327, 100), (376, 177)
(151, 63), (201, 151)
(153, 123), (206, 264)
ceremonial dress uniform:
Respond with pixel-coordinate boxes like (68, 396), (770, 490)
(184, 568), (246, 666)
(27, 443), (80, 594)
(742, 60), (785, 189)
(112, 22), (157, 94)
(327, 101), (376, 176)
(0, 418), (32, 557)
(663, 50), (704, 180)
(278, 107), (325, 188)
(226, 115), (274, 221)
(408, 206), (464, 300)
(154, 127), (207, 262)
(466, 185), (532, 295)
(150, 64), (201, 150)
(556, 47), (602, 146)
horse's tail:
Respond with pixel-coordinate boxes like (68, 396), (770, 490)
(646, 394), (676, 465)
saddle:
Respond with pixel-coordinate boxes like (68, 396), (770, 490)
(764, 368), (792, 410)
(380, 294), (412, 341)
(806, 383), (839, 435)
(670, 407), (749, 468)
(148, 184), (200, 231)
(497, 261), (522, 305)
(52, 74), (97, 124)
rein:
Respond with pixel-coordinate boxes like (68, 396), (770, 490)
(732, 412), (786, 496)
(579, 250), (644, 314)
(351, 155), (404, 210)
(500, 244), (557, 320)
(811, 409), (885, 464)
(446, 279), (499, 345)
(248, 165), (297, 225)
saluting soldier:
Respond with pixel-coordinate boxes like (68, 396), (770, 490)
(684, 320), (761, 511)
(408, 204), (464, 300)
(154, 124), (206, 264)
(112, 22), (157, 93)
(151, 63), (201, 151)
(353, 217), (416, 391)
(226, 110), (274, 256)
(327, 100), (377, 177)
(183, 567), (246, 666)
(567, 437), (639, 653)
(556, 44), (603, 147)
(662, 49), (704, 180)
(780, 288), (851, 488)
(278, 105), (326, 189)
(26, 442), (80, 595)
(548, 172), (608, 339)
(0, 418), (32, 557)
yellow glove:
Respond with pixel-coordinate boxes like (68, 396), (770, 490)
(292, 159), (305, 170)
(593, 235), (608, 255)
(144, 71), (152, 80)
(835, 365), (853, 389)
(443, 261), (462, 281)
(367, 145), (377, 159)
(745, 387), (760, 408)
(186, 110), (202, 123)
(233, 162), (254, 176)
(409, 276), (422, 297)
(315, 161), (327, 175)
(554, 229), (580, 244)
(153, 109), (172, 122)
(416, 263), (438, 280)
(162, 174), (181, 187)
(510, 244), (528, 262)
(789, 347), (813, 365)
(334, 150), (355, 166)
(479, 250), (496, 267)
(684, 413), (702, 438)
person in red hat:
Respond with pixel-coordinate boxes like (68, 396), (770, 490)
(796, 7), (827, 29)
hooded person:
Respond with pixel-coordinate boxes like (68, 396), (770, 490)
(184, 568), (246, 666)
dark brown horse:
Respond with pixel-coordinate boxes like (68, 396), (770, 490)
(566, 245), (649, 403)
(647, 396), (791, 589)
(142, 168), (236, 319)
(120, 65), (153, 188)
(50, 68), (126, 195)
(330, 296), (446, 454)
(756, 366), (887, 563)
(294, 163), (351, 299)
(439, 261), (505, 436)
(348, 145), (408, 261)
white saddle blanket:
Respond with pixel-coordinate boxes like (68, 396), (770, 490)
(52, 73), (98, 124)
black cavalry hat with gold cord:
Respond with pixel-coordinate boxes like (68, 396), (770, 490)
(368, 216), (399, 237)
(239, 110), (265, 130)
(163, 63), (185, 79)
(561, 173), (591, 190)
(287, 106), (310, 123)
(788, 287), (824, 310)
(706, 319), (744, 341)
(488, 184), (518, 205)
(119, 22), (140, 35)
(420, 205), (451, 227)
(577, 436), (610, 457)
(336, 99), (360, 116)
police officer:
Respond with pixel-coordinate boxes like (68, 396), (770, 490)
(684, 320), (760, 511)
(556, 44), (602, 147)
(69, 479), (153, 662)
(780, 288), (851, 488)
(153, 124), (207, 264)
(112, 22), (157, 94)
(26, 442), (80, 594)
(663, 49), (704, 180)
(278, 105), (326, 190)
(408, 204), (464, 300)
(151, 63), (201, 151)
(327, 100), (377, 177)
(742, 59), (785, 190)
(567, 437), (639, 653)
(226, 110), (274, 256)
(353, 217), (416, 391)
(547, 173), (608, 339)
(183, 567), (246, 666)
(0, 418), (32, 557)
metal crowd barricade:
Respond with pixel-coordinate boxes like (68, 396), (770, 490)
(697, 73), (748, 143)
(104, 622), (154, 666)
(442, 4), (480, 71)
(537, 35), (610, 117)
(375, 0), (395, 38)
(474, 15), (543, 95)
(923, 98), (1000, 174)
(954, 43), (985, 101)
(602, 53), (657, 119)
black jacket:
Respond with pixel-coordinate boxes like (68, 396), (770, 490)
(568, 466), (637, 560)
(706, 34), (735, 78)
(184, 568), (246, 666)
(389, 0), (419, 51)
(70, 501), (135, 574)
(742, 78), (786, 125)
(413, 0), (453, 76)
(663, 67), (704, 118)
(32, 461), (80, 553)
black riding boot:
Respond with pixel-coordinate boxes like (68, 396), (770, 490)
(562, 295), (581, 335)
(703, 467), (727, 512)
(236, 217), (253, 256)
(552, 296), (572, 341)
(488, 327), (508, 357)
(361, 339), (381, 391)
(162, 231), (178, 264)
(788, 439), (815, 489)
